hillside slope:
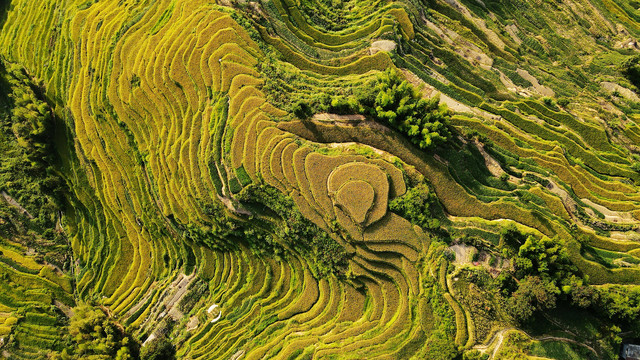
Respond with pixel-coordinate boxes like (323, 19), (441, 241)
(1, 0), (640, 359)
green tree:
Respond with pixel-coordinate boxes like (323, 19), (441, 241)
(514, 236), (575, 280)
(499, 224), (527, 251)
(463, 349), (489, 360)
(567, 275), (597, 308)
(594, 285), (640, 322)
(508, 276), (560, 323)
(292, 101), (313, 119)
(366, 69), (452, 150)
(57, 305), (135, 359)
(389, 183), (440, 230)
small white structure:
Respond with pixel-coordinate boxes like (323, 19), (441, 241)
(208, 304), (222, 323)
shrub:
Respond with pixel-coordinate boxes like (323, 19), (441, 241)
(542, 97), (556, 109)
(621, 55), (640, 89)
(488, 256), (497, 267)
(557, 98), (570, 107)
(443, 249), (456, 262)
(471, 249), (480, 263)
(463, 350), (489, 360)
(292, 101), (313, 120)
(499, 223), (527, 251)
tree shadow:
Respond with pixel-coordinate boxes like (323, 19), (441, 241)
(0, 1), (11, 33)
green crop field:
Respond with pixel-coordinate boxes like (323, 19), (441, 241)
(1, 0), (640, 359)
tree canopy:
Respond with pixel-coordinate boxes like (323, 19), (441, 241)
(293, 68), (453, 151)
(363, 68), (452, 150)
(508, 275), (560, 323)
(51, 305), (136, 360)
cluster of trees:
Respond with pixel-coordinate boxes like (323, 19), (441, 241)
(594, 285), (640, 323)
(0, 59), (65, 229)
(293, 68), (453, 151)
(506, 275), (561, 323)
(497, 225), (583, 323)
(389, 183), (441, 230)
(51, 305), (136, 360)
(186, 178), (351, 278)
(490, 223), (640, 349)
(237, 184), (347, 276)
(362, 69), (452, 150)
(46, 304), (178, 360)
(140, 336), (175, 360)
(0, 59), (69, 267)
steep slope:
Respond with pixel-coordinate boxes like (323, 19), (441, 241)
(0, 0), (639, 359)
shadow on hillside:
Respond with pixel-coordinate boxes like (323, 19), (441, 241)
(0, 1), (11, 32)
(0, 61), (11, 106)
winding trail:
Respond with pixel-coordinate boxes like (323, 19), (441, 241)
(473, 327), (598, 359)
(534, 335), (598, 356)
(473, 328), (514, 359)
(1, 191), (34, 219)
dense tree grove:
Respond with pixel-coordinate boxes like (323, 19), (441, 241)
(508, 275), (560, 323)
(0, 60), (65, 230)
(360, 68), (452, 150)
(0, 59), (70, 268)
(140, 336), (175, 360)
(514, 236), (576, 282)
(389, 183), (441, 230)
(497, 225), (583, 323)
(287, 68), (453, 151)
(594, 285), (640, 323)
(237, 184), (348, 276)
(51, 305), (136, 360)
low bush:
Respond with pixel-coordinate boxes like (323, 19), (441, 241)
(621, 55), (640, 89)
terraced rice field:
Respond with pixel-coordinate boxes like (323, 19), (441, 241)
(2, 0), (640, 358)
(0, 239), (73, 358)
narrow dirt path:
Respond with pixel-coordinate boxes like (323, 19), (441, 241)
(473, 140), (505, 179)
(473, 328), (514, 359)
(489, 330), (508, 359)
(474, 326), (598, 359)
(1, 191), (34, 219)
(534, 335), (598, 356)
